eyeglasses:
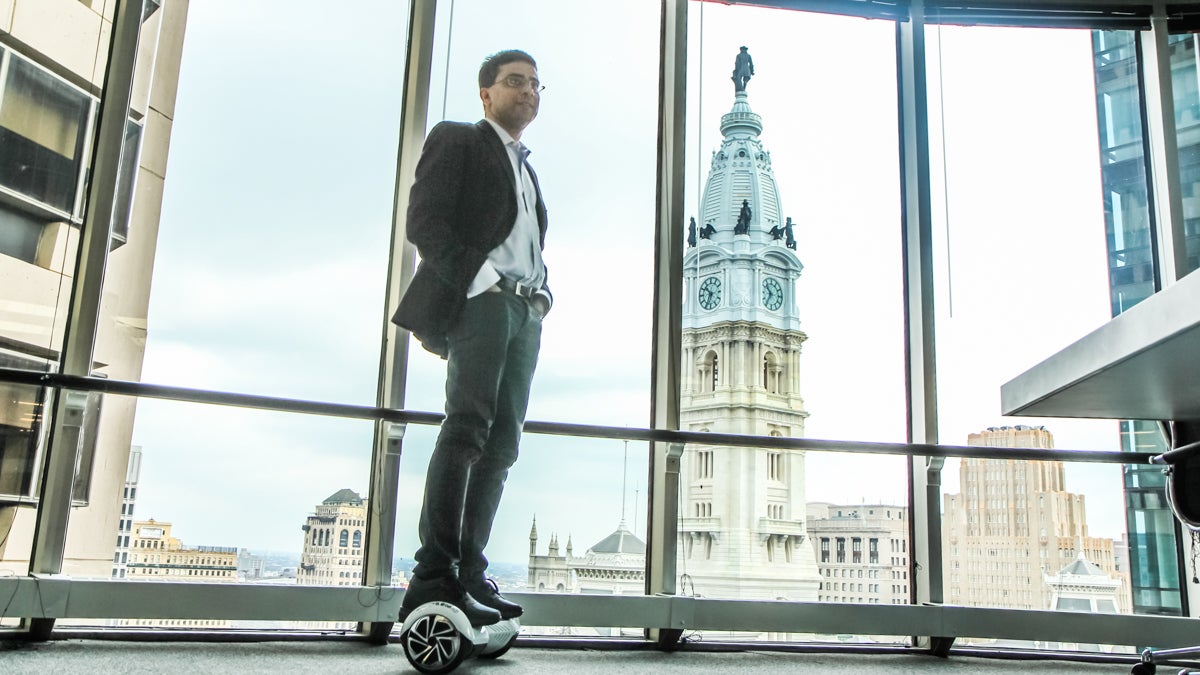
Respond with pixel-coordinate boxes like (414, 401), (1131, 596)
(497, 74), (545, 93)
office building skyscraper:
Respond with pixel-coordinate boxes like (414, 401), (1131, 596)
(942, 426), (1126, 612)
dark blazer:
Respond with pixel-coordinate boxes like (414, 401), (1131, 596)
(392, 119), (550, 357)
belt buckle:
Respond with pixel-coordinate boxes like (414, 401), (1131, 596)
(514, 281), (530, 298)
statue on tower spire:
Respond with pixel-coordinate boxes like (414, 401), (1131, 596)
(732, 46), (754, 93)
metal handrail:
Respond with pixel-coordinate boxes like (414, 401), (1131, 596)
(0, 366), (1158, 464)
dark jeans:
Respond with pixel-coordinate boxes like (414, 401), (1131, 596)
(413, 290), (542, 584)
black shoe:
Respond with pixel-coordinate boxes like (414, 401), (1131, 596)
(464, 577), (523, 620)
(399, 575), (502, 627)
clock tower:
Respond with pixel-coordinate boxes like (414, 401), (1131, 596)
(678, 55), (820, 602)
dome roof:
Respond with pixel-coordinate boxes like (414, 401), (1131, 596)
(589, 521), (645, 555)
(322, 488), (363, 505)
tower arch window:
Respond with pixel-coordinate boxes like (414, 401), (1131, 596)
(340, 529), (349, 547)
(768, 451), (783, 481)
(352, 530), (362, 548)
(696, 449), (713, 480)
(698, 350), (719, 392)
(763, 351), (783, 393)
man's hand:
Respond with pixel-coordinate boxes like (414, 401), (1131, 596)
(531, 295), (550, 318)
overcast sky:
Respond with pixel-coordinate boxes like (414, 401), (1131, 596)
(130, 0), (1128, 569)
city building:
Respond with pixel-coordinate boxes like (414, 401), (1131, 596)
(1047, 551), (1124, 615)
(942, 426), (1127, 612)
(527, 516), (646, 596)
(676, 58), (820, 602)
(1043, 551), (1127, 653)
(0, 0), (189, 578)
(297, 489), (366, 587)
(1091, 29), (1200, 618)
(111, 445), (141, 579)
(125, 519), (238, 582)
(237, 548), (266, 582)
(120, 518), (236, 628)
(807, 503), (909, 605)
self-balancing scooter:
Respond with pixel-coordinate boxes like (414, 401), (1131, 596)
(400, 601), (520, 674)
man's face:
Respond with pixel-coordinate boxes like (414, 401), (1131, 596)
(481, 60), (540, 138)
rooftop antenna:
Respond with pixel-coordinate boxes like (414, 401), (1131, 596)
(621, 439), (629, 524)
(633, 480), (643, 533)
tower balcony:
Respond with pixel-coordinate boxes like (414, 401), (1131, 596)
(680, 516), (721, 533)
(757, 518), (807, 542)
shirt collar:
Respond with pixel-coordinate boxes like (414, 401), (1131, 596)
(483, 117), (528, 154)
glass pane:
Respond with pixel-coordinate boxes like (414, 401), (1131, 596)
(58, 393), (375, 631)
(675, 1), (906, 644)
(109, 118), (144, 247)
(928, 23), (1144, 651)
(58, 0), (408, 588)
(1167, 34), (1200, 278)
(0, 378), (45, 504)
(403, 0), (658, 423)
(1093, 30), (1154, 315)
(0, 56), (91, 215)
(394, 0), (659, 637)
(129, 0), (405, 402)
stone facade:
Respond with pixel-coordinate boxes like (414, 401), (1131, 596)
(807, 503), (910, 605)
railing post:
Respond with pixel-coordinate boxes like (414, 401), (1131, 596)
(897, 0), (948, 655)
(646, 0), (687, 648)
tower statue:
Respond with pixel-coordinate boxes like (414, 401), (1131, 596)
(732, 46), (754, 92)
(734, 199), (751, 235)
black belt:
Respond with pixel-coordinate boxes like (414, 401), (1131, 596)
(495, 277), (539, 299)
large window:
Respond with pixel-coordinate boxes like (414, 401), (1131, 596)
(396, 0), (659, 636)
(675, 0), (907, 643)
(57, 0), (407, 611)
(0, 52), (91, 217)
(928, 23), (1139, 649)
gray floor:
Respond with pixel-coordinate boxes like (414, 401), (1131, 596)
(0, 640), (1155, 674)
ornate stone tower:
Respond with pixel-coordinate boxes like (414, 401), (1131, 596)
(678, 51), (820, 601)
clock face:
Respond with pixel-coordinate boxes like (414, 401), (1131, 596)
(762, 277), (783, 310)
(698, 276), (721, 310)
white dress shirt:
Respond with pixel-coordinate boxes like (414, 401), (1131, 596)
(466, 118), (549, 311)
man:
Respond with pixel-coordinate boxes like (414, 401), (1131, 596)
(392, 49), (550, 626)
